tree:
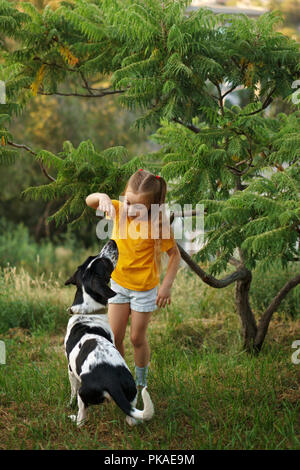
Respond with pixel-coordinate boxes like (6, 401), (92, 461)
(0, 0), (153, 243)
(0, 0), (299, 352)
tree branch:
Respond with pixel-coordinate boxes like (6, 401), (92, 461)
(33, 56), (78, 73)
(169, 209), (206, 222)
(222, 84), (238, 100)
(7, 140), (56, 182)
(228, 256), (242, 267)
(33, 57), (128, 97)
(169, 210), (246, 286)
(215, 82), (224, 116)
(242, 87), (276, 117)
(254, 273), (300, 350)
(26, 88), (126, 98)
(80, 72), (95, 96)
(177, 242), (249, 288)
(172, 117), (201, 134)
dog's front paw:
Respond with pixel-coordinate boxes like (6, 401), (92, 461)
(69, 414), (87, 427)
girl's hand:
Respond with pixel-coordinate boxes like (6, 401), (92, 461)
(156, 284), (171, 308)
(97, 194), (114, 218)
(155, 245), (180, 309)
(86, 193), (114, 218)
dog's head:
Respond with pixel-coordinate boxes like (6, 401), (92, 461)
(65, 239), (118, 315)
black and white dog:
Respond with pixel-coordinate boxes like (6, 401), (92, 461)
(64, 239), (154, 427)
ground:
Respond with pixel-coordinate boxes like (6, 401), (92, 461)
(0, 267), (300, 450)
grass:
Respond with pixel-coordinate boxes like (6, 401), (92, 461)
(1, 266), (300, 449)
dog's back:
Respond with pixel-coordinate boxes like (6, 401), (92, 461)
(79, 362), (137, 411)
(65, 315), (154, 424)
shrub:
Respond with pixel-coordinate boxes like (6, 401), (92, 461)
(0, 265), (71, 334)
(0, 216), (99, 279)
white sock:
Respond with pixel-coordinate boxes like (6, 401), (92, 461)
(135, 363), (149, 387)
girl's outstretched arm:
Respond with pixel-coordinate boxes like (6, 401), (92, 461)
(156, 244), (181, 308)
(85, 192), (114, 218)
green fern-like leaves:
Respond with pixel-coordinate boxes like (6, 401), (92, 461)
(146, 107), (300, 275)
(0, 0), (299, 276)
(22, 139), (137, 228)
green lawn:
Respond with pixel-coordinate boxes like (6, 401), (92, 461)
(1, 266), (300, 450)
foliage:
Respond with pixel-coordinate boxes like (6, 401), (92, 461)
(0, 216), (98, 277)
(0, 0), (299, 346)
(151, 111), (300, 275)
(0, 264), (70, 333)
(0, 2), (298, 248)
(21, 139), (144, 227)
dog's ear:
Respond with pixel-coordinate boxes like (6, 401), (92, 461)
(65, 255), (96, 286)
(92, 257), (114, 278)
(92, 281), (117, 300)
(64, 272), (77, 286)
(78, 255), (97, 271)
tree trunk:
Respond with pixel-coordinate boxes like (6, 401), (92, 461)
(234, 269), (258, 351)
(173, 224), (300, 354)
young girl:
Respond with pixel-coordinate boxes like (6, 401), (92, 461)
(85, 169), (181, 390)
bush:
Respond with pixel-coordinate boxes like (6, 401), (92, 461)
(0, 217), (109, 334)
(0, 216), (100, 279)
(0, 218), (37, 268)
(0, 265), (71, 334)
(0, 296), (64, 334)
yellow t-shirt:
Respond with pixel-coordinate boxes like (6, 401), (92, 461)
(109, 199), (175, 291)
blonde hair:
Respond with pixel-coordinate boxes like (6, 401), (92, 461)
(122, 169), (173, 273)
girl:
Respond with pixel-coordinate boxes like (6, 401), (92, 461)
(85, 169), (181, 390)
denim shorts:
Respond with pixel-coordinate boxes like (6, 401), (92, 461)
(108, 278), (158, 312)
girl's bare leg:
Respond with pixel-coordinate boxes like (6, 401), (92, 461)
(108, 303), (130, 357)
(130, 310), (152, 367)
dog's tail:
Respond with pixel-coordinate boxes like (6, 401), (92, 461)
(109, 386), (154, 422)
